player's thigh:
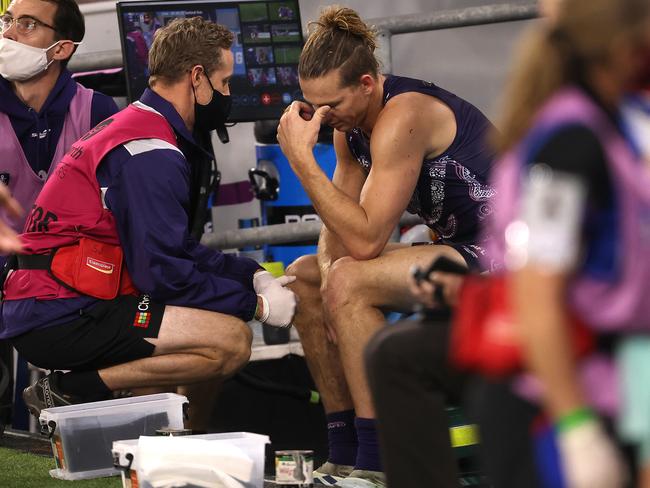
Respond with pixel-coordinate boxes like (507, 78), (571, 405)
(330, 244), (465, 310)
(288, 244), (406, 286)
(148, 306), (251, 357)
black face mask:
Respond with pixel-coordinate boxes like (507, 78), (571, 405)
(193, 72), (232, 132)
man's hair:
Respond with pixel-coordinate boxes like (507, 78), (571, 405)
(148, 16), (234, 86)
(43, 0), (85, 68)
(299, 5), (379, 87)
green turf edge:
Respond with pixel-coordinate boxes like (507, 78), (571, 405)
(0, 447), (122, 488)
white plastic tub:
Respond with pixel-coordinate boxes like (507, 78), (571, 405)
(39, 393), (188, 480)
(112, 439), (139, 488)
(112, 432), (270, 488)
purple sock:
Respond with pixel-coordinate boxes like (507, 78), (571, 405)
(354, 417), (382, 472)
(326, 410), (358, 466)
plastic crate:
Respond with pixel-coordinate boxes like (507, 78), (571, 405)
(39, 393), (188, 480)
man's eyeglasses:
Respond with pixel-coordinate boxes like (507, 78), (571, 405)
(0, 14), (57, 35)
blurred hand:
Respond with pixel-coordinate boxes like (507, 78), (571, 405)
(408, 268), (464, 309)
(0, 183), (22, 254)
(558, 420), (627, 488)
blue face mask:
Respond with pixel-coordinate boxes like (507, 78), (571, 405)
(193, 71), (232, 131)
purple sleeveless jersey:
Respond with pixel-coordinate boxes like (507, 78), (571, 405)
(345, 75), (497, 246)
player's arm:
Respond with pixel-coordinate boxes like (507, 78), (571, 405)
(317, 130), (368, 276)
(277, 98), (437, 260)
(312, 103), (428, 260)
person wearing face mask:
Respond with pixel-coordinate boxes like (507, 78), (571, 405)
(0, 16), (297, 431)
(0, 0), (118, 234)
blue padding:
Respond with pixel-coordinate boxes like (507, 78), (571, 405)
(256, 143), (337, 268)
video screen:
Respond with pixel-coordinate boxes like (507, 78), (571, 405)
(273, 45), (300, 64)
(245, 46), (274, 65)
(276, 66), (298, 86)
(247, 67), (276, 86)
(268, 2), (296, 21)
(239, 2), (268, 22)
(271, 23), (300, 42)
(242, 23), (271, 43)
(117, 0), (304, 122)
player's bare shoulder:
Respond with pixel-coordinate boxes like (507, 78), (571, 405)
(382, 91), (453, 126)
(379, 91), (456, 158)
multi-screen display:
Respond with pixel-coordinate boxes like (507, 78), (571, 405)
(117, 0), (304, 122)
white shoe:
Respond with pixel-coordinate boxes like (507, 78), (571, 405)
(313, 462), (354, 486)
(335, 469), (386, 488)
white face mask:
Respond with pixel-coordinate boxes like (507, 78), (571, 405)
(0, 38), (79, 81)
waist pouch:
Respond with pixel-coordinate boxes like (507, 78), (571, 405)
(12, 238), (137, 300)
(449, 274), (595, 378)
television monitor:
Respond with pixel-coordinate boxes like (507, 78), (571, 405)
(116, 0), (304, 122)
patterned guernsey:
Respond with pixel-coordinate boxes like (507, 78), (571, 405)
(346, 75), (497, 251)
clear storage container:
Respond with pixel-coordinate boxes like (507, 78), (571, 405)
(39, 393), (188, 480)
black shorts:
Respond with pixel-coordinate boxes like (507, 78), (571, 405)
(411, 241), (489, 272)
(11, 294), (165, 372)
(447, 242), (489, 272)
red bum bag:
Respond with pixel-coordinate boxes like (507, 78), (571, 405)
(12, 238), (137, 300)
(449, 274), (595, 378)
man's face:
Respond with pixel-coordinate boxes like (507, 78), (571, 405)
(207, 48), (234, 96)
(2, 0), (58, 49)
(300, 69), (369, 132)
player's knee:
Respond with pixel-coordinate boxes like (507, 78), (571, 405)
(286, 254), (319, 284)
(323, 256), (361, 312)
(205, 321), (252, 376)
(227, 323), (253, 370)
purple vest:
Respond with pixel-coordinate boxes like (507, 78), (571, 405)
(485, 87), (650, 332)
(0, 83), (93, 232)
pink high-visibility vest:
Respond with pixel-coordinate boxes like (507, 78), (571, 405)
(0, 83), (93, 232)
(4, 102), (179, 301)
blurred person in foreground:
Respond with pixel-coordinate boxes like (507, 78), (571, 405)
(366, 0), (650, 486)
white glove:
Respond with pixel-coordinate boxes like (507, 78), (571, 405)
(257, 283), (297, 329)
(253, 271), (275, 294)
(558, 419), (627, 488)
(253, 270), (296, 293)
